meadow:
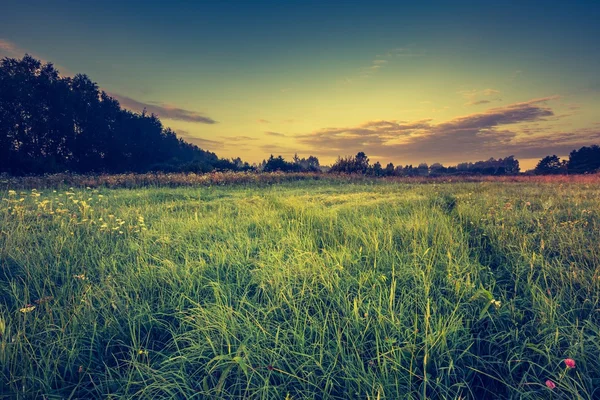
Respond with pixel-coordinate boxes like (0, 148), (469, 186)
(1, 177), (599, 399)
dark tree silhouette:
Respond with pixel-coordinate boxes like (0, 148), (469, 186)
(330, 152), (370, 174)
(0, 55), (238, 175)
(384, 162), (395, 176)
(261, 154), (320, 172)
(567, 145), (600, 174)
(534, 155), (565, 175)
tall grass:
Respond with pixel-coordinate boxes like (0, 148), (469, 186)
(1, 180), (599, 398)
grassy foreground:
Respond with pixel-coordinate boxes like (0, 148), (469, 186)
(1, 180), (599, 399)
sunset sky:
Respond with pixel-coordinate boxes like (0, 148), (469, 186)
(1, 0), (599, 170)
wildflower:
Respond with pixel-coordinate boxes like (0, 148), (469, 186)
(73, 274), (86, 280)
(491, 299), (502, 309)
(525, 201), (531, 206)
(20, 304), (36, 313)
(267, 365), (274, 371)
(564, 358), (576, 369)
(78, 365), (84, 373)
(8, 190), (16, 196)
(545, 380), (556, 389)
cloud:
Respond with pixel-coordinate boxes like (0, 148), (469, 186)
(360, 63), (383, 77)
(260, 143), (298, 155)
(265, 131), (286, 137)
(0, 39), (218, 126)
(459, 88), (502, 106)
(226, 136), (258, 142)
(294, 96), (596, 164)
(177, 131), (224, 149)
(458, 88), (501, 99)
(383, 47), (426, 58)
(257, 119), (271, 124)
(177, 132), (257, 149)
(466, 100), (491, 106)
(0, 39), (18, 54)
(109, 93), (217, 124)
(353, 46), (423, 81)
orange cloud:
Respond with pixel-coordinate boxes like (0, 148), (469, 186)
(295, 96), (598, 164)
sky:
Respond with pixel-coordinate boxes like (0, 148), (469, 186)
(1, 0), (599, 170)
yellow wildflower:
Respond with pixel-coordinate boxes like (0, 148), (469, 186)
(20, 305), (36, 313)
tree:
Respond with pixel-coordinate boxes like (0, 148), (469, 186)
(0, 54), (242, 175)
(384, 162), (395, 176)
(417, 163), (429, 176)
(534, 155), (564, 175)
(502, 155), (520, 175)
(429, 163), (447, 176)
(355, 152), (369, 173)
(329, 152), (370, 174)
(567, 145), (600, 174)
(369, 161), (383, 176)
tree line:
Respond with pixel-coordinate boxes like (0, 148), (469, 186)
(327, 152), (521, 176)
(0, 55), (240, 175)
(2, 55), (599, 177)
(533, 146), (600, 175)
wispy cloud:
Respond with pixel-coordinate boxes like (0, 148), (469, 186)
(226, 136), (258, 142)
(260, 143), (298, 155)
(265, 131), (286, 137)
(468, 100), (491, 106)
(109, 93), (217, 124)
(381, 47), (427, 58)
(459, 88), (502, 106)
(347, 46), (425, 82)
(0, 39), (18, 55)
(257, 119), (271, 124)
(295, 96), (595, 163)
(177, 130), (224, 149)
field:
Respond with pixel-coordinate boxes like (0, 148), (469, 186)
(1, 177), (600, 399)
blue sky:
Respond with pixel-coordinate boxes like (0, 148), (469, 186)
(1, 0), (599, 168)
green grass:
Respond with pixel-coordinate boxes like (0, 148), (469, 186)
(1, 180), (599, 399)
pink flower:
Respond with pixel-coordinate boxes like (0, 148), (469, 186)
(545, 380), (556, 389)
(564, 358), (576, 369)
